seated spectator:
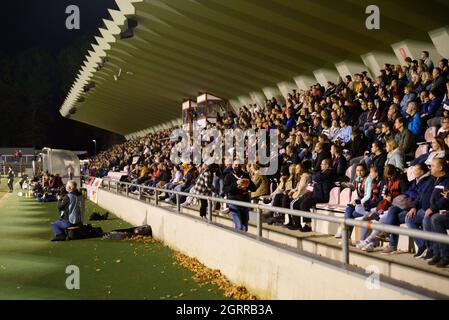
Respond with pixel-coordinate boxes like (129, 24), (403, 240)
(286, 161), (312, 226)
(438, 116), (449, 138)
(400, 85), (417, 117)
(335, 164), (368, 239)
(348, 128), (365, 159)
(50, 181), (84, 241)
(331, 144), (347, 181)
(376, 163), (433, 255)
(376, 121), (395, 146)
(421, 72), (432, 92)
(410, 136), (448, 166)
(290, 159), (334, 232)
(362, 100), (378, 140)
(406, 159), (449, 264)
(266, 165), (295, 224)
(430, 186), (449, 268)
(406, 101), (422, 139)
(357, 164), (409, 250)
(385, 139), (404, 171)
(335, 118), (352, 146)
(329, 119), (341, 142)
(430, 67), (446, 100)
(159, 165), (184, 200)
(249, 164), (269, 201)
(394, 117), (416, 159)
(422, 90), (442, 124)
(344, 166), (383, 239)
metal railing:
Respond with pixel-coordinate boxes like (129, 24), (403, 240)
(1, 155), (36, 164)
(100, 179), (449, 265)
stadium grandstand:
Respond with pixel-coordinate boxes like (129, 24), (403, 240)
(5, 0), (449, 300)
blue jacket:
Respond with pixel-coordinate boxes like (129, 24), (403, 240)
(407, 113), (421, 138)
(400, 92), (417, 116)
(423, 98), (441, 116)
(312, 169), (335, 203)
(286, 117), (296, 132)
(405, 173), (432, 201)
(430, 173), (449, 214)
(412, 176), (435, 211)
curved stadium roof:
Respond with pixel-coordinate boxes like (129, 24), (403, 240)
(60, 0), (449, 138)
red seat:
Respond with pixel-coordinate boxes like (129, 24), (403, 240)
(345, 164), (355, 182)
(415, 144), (429, 158)
(340, 188), (352, 206)
(424, 127), (437, 142)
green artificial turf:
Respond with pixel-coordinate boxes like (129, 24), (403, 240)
(0, 184), (227, 300)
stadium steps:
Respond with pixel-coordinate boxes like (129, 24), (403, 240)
(131, 193), (449, 297)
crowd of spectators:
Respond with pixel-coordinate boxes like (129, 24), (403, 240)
(88, 51), (449, 267)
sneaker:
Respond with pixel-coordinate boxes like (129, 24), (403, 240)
(220, 208), (230, 215)
(413, 247), (427, 259)
(334, 230), (342, 239)
(375, 232), (389, 242)
(356, 240), (368, 249)
(300, 225), (312, 232)
(287, 224), (301, 230)
(436, 257), (449, 268)
(51, 235), (66, 242)
(423, 250), (434, 261)
(362, 242), (376, 252)
(428, 255), (441, 266)
(181, 202), (191, 207)
(381, 246), (397, 255)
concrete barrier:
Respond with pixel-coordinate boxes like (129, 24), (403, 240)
(97, 189), (442, 299)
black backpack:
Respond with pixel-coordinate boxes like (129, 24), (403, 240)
(89, 211), (109, 221)
(103, 225), (152, 240)
(67, 224), (103, 240)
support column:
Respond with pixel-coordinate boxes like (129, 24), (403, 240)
(229, 99), (241, 112)
(238, 95), (254, 108)
(249, 91), (267, 107)
(335, 60), (373, 79)
(361, 51), (400, 77)
(277, 81), (298, 100)
(391, 40), (442, 64)
(313, 68), (340, 86)
(429, 27), (449, 59)
(294, 75), (317, 91)
(262, 87), (284, 104)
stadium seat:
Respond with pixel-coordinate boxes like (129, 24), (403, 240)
(406, 166), (415, 181)
(415, 144), (429, 158)
(316, 187), (340, 210)
(424, 127), (438, 142)
(350, 189), (357, 203)
(345, 164), (355, 182)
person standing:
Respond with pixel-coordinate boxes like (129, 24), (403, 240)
(191, 164), (218, 220)
(223, 161), (256, 232)
(67, 164), (74, 181)
(7, 167), (14, 193)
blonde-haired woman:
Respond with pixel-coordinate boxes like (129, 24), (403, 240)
(285, 161), (312, 227)
(385, 139), (404, 171)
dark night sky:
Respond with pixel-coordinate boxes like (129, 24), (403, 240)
(1, 0), (118, 53)
(0, 0), (123, 154)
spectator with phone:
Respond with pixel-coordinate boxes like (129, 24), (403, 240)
(223, 162), (256, 232)
(406, 158), (449, 266)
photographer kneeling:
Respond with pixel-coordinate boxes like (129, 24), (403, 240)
(50, 180), (84, 241)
